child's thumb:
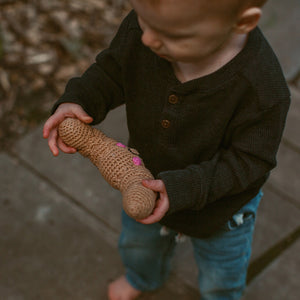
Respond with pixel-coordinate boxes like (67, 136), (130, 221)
(142, 179), (165, 193)
(74, 107), (93, 124)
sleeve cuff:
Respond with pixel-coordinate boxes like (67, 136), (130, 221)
(157, 167), (205, 215)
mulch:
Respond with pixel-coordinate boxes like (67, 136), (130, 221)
(0, 0), (130, 150)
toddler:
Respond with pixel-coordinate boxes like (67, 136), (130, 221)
(43, 0), (290, 299)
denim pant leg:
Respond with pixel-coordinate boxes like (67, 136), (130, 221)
(118, 210), (177, 291)
(191, 191), (263, 300)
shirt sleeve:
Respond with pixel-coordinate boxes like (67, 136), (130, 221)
(51, 12), (131, 124)
(158, 99), (290, 215)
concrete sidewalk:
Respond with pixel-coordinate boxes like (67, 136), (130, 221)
(1, 0), (300, 299)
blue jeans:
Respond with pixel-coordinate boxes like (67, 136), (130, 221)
(119, 191), (263, 300)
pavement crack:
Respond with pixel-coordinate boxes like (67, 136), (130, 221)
(247, 225), (300, 285)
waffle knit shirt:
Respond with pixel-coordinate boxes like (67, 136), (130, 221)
(53, 11), (290, 238)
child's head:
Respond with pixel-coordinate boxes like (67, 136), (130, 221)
(130, 0), (267, 64)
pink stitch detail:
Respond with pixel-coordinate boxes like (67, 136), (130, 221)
(133, 157), (142, 166)
(116, 143), (126, 148)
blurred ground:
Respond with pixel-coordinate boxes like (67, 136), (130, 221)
(0, 0), (130, 150)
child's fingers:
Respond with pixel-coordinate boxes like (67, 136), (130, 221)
(72, 106), (93, 124)
(43, 114), (65, 138)
(57, 137), (77, 154)
(139, 180), (169, 224)
(47, 129), (60, 156)
(43, 103), (92, 156)
(142, 179), (165, 193)
(138, 197), (169, 224)
(43, 104), (93, 139)
(149, 197), (169, 220)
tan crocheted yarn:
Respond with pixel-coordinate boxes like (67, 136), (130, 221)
(58, 118), (156, 219)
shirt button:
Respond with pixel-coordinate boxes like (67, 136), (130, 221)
(168, 94), (178, 104)
(161, 120), (171, 128)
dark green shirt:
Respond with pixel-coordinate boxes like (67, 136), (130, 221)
(53, 11), (290, 238)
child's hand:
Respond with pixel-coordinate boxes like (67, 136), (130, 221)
(43, 103), (93, 156)
(138, 179), (169, 224)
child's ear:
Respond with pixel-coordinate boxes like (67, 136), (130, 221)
(235, 7), (262, 34)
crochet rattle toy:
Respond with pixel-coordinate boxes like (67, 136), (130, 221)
(58, 118), (156, 220)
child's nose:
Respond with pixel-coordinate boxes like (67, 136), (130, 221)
(141, 30), (162, 50)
